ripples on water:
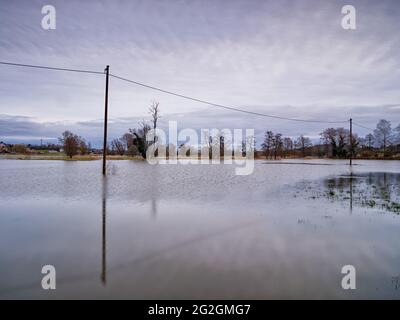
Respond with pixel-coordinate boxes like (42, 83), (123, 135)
(0, 159), (400, 299)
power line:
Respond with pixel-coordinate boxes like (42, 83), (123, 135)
(353, 122), (375, 132)
(0, 61), (104, 75)
(109, 74), (348, 124)
(0, 60), (352, 124)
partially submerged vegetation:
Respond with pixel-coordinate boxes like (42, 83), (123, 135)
(295, 172), (400, 214)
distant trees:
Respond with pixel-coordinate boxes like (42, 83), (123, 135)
(12, 144), (29, 154)
(321, 128), (350, 158)
(126, 143), (139, 156)
(59, 130), (88, 158)
(106, 102), (162, 159)
(119, 132), (140, 156)
(317, 119), (400, 159)
(92, 101), (161, 159)
(219, 135), (225, 158)
(149, 101), (160, 144)
(295, 135), (312, 158)
(1, 142), (64, 155)
(59, 131), (78, 158)
(111, 138), (125, 156)
(272, 133), (283, 159)
(258, 119), (399, 160)
(149, 101), (160, 156)
(395, 124), (400, 144)
(261, 131), (274, 159)
(54, 116), (399, 161)
(261, 131), (307, 159)
(121, 133), (133, 151)
(374, 119), (392, 153)
(78, 138), (89, 155)
(129, 120), (151, 159)
(364, 133), (375, 149)
(246, 135), (256, 157)
(353, 119), (399, 158)
(283, 137), (294, 158)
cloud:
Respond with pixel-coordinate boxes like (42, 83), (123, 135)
(1, 101), (399, 146)
(0, 0), (400, 140)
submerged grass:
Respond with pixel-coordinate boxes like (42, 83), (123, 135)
(294, 172), (400, 215)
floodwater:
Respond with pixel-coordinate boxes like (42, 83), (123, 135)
(0, 159), (399, 299)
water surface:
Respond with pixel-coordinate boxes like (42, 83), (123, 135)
(0, 159), (399, 299)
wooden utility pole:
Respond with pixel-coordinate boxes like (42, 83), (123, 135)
(102, 65), (109, 175)
(349, 118), (353, 166)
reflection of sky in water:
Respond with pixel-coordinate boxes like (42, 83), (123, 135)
(0, 159), (400, 299)
(296, 172), (400, 214)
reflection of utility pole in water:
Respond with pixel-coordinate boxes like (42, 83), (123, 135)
(150, 167), (159, 219)
(349, 169), (353, 213)
(151, 198), (158, 218)
(101, 177), (107, 285)
(349, 118), (353, 166)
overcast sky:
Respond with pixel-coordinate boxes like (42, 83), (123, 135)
(0, 0), (399, 145)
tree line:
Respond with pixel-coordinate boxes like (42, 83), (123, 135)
(260, 119), (400, 159)
(49, 107), (400, 160)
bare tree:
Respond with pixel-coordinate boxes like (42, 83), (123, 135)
(295, 135), (312, 158)
(374, 119), (392, 153)
(111, 138), (125, 156)
(78, 137), (89, 155)
(337, 128), (349, 158)
(395, 124), (400, 144)
(241, 135), (255, 158)
(129, 120), (151, 159)
(321, 128), (337, 157)
(272, 133), (283, 159)
(219, 135), (225, 159)
(208, 135), (213, 159)
(121, 133), (133, 150)
(149, 101), (160, 144)
(126, 144), (139, 156)
(365, 133), (375, 149)
(210, 134), (221, 160)
(59, 131), (79, 158)
(348, 132), (360, 158)
(283, 137), (293, 158)
(321, 128), (350, 158)
(241, 139), (246, 157)
(261, 131), (274, 159)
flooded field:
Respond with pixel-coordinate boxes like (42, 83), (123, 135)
(0, 159), (399, 299)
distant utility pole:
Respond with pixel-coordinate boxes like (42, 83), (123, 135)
(349, 118), (353, 166)
(102, 65), (110, 175)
